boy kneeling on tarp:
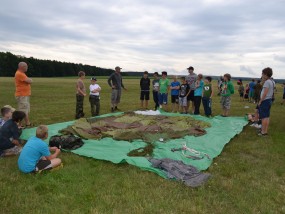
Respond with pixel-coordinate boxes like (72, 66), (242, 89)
(18, 125), (62, 173)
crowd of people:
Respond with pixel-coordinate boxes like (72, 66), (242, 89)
(0, 61), (281, 174)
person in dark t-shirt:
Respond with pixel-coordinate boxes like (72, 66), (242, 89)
(179, 77), (190, 114)
(140, 71), (150, 109)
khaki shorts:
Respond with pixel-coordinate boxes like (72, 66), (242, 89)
(16, 96), (30, 114)
(111, 89), (121, 105)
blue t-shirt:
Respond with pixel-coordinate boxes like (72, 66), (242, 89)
(171, 81), (180, 95)
(194, 80), (204, 96)
(18, 136), (51, 173)
(249, 82), (256, 92)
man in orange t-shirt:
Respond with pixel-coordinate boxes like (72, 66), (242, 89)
(15, 62), (33, 127)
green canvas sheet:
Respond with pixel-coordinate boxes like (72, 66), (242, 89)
(21, 112), (248, 178)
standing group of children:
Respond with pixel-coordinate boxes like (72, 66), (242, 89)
(75, 71), (102, 119)
(139, 67), (235, 117)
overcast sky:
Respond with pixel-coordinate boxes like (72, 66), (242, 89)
(0, 0), (285, 78)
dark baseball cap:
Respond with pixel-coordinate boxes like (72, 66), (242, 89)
(91, 77), (97, 81)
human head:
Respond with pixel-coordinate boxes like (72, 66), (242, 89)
(36, 125), (48, 139)
(12, 111), (26, 123)
(262, 67), (273, 80)
(18, 62), (28, 72)
(1, 107), (12, 119)
(187, 66), (194, 74)
(78, 71), (85, 78)
(257, 80), (261, 84)
(153, 72), (159, 79)
(252, 79), (255, 82)
(161, 71), (167, 79)
(90, 76), (97, 84)
(143, 71), (148, 78)
(115, 66), (122, 73)
(223, 73), (231, 81)
(172, 75), (177, 81)
(197, 74), (203, 80)
(205, 76), (212, 84)
(181, 76), (186, 83)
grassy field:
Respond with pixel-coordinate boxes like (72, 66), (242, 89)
(0, 76), (285, 214)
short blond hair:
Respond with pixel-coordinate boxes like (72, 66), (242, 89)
(36, 125), (48, 139)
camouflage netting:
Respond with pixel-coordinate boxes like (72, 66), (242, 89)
(59, 112), (211, 143)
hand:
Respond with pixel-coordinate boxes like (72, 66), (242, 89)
(112, 85), (115, 89)
(50, 147), (58, 151)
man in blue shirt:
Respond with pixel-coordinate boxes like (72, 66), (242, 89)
(18, 125), (61, 173)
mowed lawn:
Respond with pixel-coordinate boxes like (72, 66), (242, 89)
(0, 76), (285, 214)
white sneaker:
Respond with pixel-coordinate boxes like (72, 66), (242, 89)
(253, 124), (262, 129)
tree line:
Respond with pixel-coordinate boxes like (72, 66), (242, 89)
(0, 52), (119, 77)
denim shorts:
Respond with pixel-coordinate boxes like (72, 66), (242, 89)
(259, 99), (272, 119)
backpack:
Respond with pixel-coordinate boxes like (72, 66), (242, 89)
(49, 135), (84, 150)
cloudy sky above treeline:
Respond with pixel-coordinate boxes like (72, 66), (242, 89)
(1, 0), (285, 78)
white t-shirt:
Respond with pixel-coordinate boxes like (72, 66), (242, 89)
(260, 79), (275, 100)
(89, 84), (101, 96)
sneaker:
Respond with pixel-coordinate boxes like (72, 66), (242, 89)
(253, 124), (262, 129)
(114, 106), (120, 111)
(250, 122), (257, 127)
(111, 107), (114, 112)
(159, 105), (162, 108)
(258, 132), (268, 136)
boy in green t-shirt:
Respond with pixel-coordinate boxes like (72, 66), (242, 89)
(158, 71), (170, 110)
(220, 73), (234, 117)
(202, 76), (214, 117)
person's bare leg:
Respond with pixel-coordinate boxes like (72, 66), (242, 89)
(24, 114), (31, 126)
(191, 101), (195, 114)
(145, 100), (148, 109)
(141, 100), (143, 108)
(261, 118), (269, 134)
(51, 158), (62, 168)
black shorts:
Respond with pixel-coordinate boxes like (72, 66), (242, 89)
(240, 93), (244, 97)
(187, 90), (195, 101)
(140, 91), (150, 100)
(283, 93), (285, 99)
(35, 159), (52, 172)
(171, 95), (179, 103)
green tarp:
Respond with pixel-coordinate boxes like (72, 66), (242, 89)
(21, 112), (248, 178)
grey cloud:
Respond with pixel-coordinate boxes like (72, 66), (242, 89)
(240, 65), (258, 77)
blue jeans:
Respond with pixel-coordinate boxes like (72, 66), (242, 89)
(202, 97), (212, 116)
(158, 93), (168, 105)
(153, 91), (159, 109)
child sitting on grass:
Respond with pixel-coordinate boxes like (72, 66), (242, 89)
(0, 111), (25, 157)
(18, 125), (62, 173)
(0, 105), (15, 128)
(220, 73), (234, 117)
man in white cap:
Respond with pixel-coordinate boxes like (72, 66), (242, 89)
(14, 62), (33, 127)
(107, 66), (127, 112)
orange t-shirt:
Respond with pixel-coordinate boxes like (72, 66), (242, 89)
(15, 70), (31, 96)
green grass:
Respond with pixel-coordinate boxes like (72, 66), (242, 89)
(0, 77), (285, 214)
